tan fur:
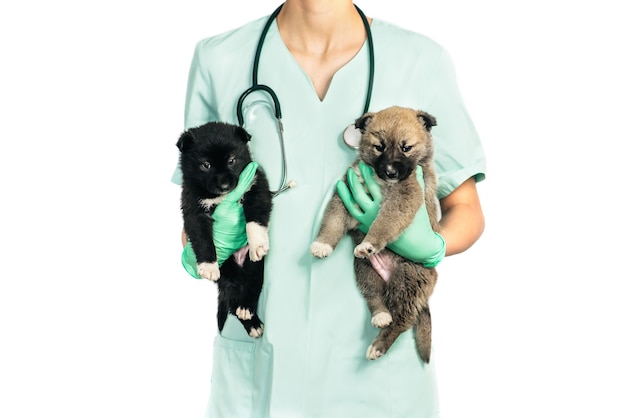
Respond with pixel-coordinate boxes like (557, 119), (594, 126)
(310, 106), (440, 363)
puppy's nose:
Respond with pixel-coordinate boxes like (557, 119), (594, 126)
(384, 165), (398, 179)
(219, 182), (232, 192)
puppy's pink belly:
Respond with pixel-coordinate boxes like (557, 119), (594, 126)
(370, 252), (393, 282)
(233, 245), (249, 267)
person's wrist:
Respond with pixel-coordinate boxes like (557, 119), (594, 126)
(385, 226), (445, 266)
(420, 232), (446, 268)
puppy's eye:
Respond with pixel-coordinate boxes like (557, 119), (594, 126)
(374, 144), (385, 152)
(201, 161), (211, 170)
(401, 145), (412, 153)
(228, 158), (236, 166)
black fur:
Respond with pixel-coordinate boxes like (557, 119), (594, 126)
(177, 121), (272, 337)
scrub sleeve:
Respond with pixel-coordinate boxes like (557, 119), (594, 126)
(172, 14), (486, 418)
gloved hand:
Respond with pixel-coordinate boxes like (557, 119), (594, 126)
(181, 162), (259, 279)
(336, 161), (446, 268)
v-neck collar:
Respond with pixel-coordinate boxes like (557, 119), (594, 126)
(268, 20), (373, 104)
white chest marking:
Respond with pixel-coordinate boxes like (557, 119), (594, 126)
(199, 196), (226, 211)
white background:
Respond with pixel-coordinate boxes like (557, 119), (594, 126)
(1, 0), (625, 417)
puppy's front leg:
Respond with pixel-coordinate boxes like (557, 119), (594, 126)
(185, 216), (220, 281)
(355, 184), (422, 258)
(181, 187), (221, 280)
(197, 260), (220, 281)
(246, 222), (270, 262)
(242, 173), (272, 262)
(310, 193), (357, 258)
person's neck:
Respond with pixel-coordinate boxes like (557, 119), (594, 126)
(276, 0), (368, 55)
(275, 0), (371, 100)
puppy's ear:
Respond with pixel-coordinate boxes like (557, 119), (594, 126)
(235, 126), (252, 143)
(176, 131), (194, 152)
(355, 113), (374, 132)
(416, 111), (437, 132)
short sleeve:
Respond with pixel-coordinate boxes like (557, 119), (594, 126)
(419, 47), (486, 199)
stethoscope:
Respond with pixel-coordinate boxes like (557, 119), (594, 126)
(236, 2), (374, 197)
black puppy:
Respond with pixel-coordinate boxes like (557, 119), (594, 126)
(176, 121), (272, 338)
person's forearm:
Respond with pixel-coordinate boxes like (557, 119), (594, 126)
(439, 202), (484, 256)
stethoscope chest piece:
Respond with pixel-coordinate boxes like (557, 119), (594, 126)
(343, 124), (362, 150)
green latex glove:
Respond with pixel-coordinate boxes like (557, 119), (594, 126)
(336, 161), (446, 268)
(181, 162), (258, 279)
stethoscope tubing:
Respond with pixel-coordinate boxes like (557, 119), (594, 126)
(237, 2), (374, 197)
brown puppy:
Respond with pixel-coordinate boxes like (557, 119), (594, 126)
(310, 106), (440, 362)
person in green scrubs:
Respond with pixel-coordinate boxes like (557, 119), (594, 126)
(172, 1), (486, 417)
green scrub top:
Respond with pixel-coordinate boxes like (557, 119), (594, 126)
(172, 13), (486, 418)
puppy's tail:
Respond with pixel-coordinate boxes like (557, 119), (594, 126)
(415, 307), (432, 363)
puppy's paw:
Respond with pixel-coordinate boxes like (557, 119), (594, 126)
(310, 241), (334, 258)
(371, 311), (392, 328)
(197, 262), (220, 281)
(354, 241), (377, 258)
(246, 222), (269, 262)
(249, 324), (264, 338)
(366, 343), (387, 360)
(236, 307), (253, 320)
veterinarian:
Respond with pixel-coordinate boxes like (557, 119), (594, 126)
(171, 1), (486, 417)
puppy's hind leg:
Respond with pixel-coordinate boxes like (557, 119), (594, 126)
(235, 258), (264, 316)
(354, 258), (392, 328)
(366, 324), (411, 360)
(366, 306), (415, 360)
(217, 297), (228, 333)
(239, 316), (265, 338)
(366, 261), (419, 360)
(215, 258), (240, 333)
(235, 257), (265, 338)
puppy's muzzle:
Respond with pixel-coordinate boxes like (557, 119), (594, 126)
(218, 182), (234, 192)
(211, 174), (238, 194)
(376, 163), (409, 183)
(382, 164), (399, 180)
